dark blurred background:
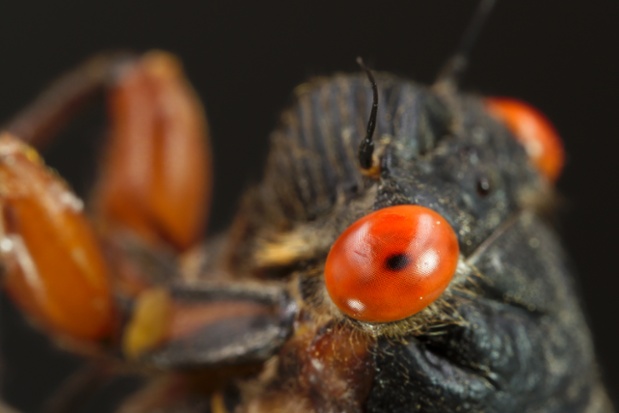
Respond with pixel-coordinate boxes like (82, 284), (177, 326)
(0, 0), (617, 411)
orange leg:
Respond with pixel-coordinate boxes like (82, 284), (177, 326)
(93, 51), (212, 253)
(5, 53), (129, 148)
(0, 134), (115, 343)
(0, 51), (213, 347)
(0, 52), (293, 412)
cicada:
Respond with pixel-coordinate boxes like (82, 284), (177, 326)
(0, 3), (614, 412)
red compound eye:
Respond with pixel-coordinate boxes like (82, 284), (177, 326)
(485, 98), (565, 182)
(324, 205), (459, 323)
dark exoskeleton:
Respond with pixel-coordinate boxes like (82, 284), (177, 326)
(179, 73), (612, 412)
(89, 72), (613, 412)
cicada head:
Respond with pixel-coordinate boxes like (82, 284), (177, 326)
(200, 71), (609, 412)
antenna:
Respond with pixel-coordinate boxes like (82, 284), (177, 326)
(435, 0), (498, 86)
(356, 57), (378, 171)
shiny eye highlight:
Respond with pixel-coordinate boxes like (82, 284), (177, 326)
(324, 205), (459, 323)
(485, 97), (564, 182)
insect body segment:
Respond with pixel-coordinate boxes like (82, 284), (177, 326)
(227, 71), (612, 411)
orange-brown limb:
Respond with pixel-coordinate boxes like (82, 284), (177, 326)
(4, 53), (132, 148)
(121, 281), (295, 369)
(0, 133), (115, 342)
(5, 51), (212, 253)
(0, 50), (213, 351)
(93, 51), (212, 252)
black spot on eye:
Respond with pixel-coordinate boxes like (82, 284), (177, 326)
(476, 175), (492, 196)
(385, 253), (411, 271)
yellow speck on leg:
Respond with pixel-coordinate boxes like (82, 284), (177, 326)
(122, 287), (172, 359)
